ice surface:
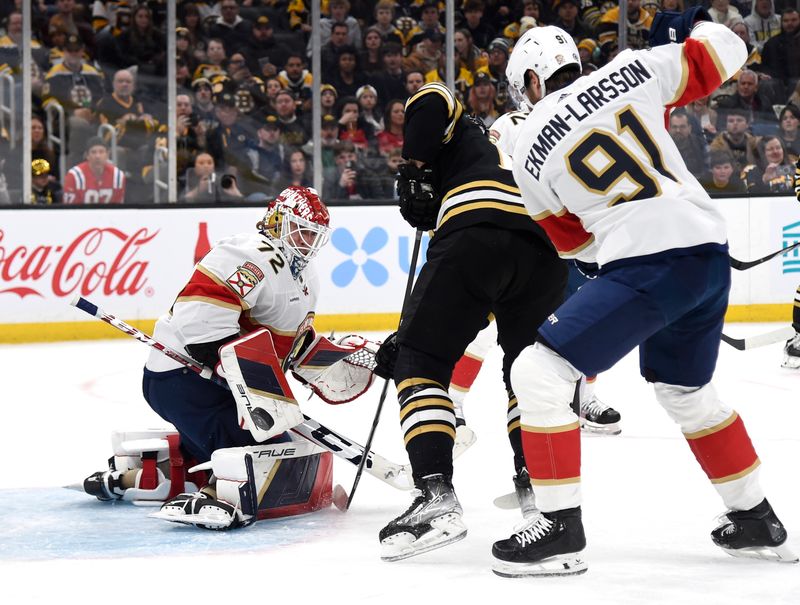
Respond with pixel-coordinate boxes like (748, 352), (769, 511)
(1, 326), (798, 603)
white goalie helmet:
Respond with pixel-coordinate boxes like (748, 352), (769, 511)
(257, 186), (331, 276)
(506, 25), (581, 110)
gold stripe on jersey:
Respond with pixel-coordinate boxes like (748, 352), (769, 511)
(668, 49), (690, 107)
(397, 377), (446, 392)
(441, 179), (521, 203)
(439, 200), (529, 230)
(405, 82), (464, 144)
(560, 235), (596, 257)
(174, 294), (242, 313)
(196, 264), (254, 310)
(696, 37), (726, 84)
(522, 421), (581, 434)
(526, 206), (596, 256)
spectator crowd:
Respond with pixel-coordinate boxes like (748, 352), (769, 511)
(0, 0), (797, 204)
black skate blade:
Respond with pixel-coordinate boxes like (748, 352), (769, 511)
(492, 553), (588, 578)
(721, 543), (799, 564)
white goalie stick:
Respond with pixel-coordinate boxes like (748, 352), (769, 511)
(69, 296), (414, 493)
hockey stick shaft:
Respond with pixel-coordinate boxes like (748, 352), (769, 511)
(720, 326), (796, 350)
(729, 241), (800, 271)
(70, 296), (412, 491)
(346, 228), (424, 509)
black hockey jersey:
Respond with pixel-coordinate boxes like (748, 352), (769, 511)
(402, 82), (549, 244)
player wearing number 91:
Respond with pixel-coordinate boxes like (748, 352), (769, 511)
(492, 19), (796, 577)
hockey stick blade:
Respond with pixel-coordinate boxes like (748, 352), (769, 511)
(729, 241), (800, 271)
(720, 326), (795, 351)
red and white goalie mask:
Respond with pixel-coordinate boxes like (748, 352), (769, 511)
(258, 186), (331, 276)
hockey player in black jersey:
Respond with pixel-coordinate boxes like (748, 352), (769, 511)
(373, 81), (568, 562)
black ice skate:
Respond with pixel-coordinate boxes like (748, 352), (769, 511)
(711, 499), (798, 563)
(84, 466), (126, 501)
(380, 473), (467, 562)
(151, 491), (248, 530)
(781, 331), (800, 369)
(580, 396), (621, 435)
(492, 507), (587, 577)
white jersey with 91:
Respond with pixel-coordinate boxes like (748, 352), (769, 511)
(510, 21), (746, 267)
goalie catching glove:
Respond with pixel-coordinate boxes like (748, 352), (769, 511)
(396, 163), (440, 230)
(291, 333), (378, 403)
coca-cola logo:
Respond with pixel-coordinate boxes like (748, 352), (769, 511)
(0, 227), (159, 298)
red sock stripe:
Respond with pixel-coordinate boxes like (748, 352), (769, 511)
(685, 413), (759, 482)
(450, 354), (483, 390)
(521, 423), (581, 484)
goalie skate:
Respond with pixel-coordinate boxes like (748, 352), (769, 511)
(151, 491), (248, 530)
(781, 332), (800, 369)
(711, 499), (798, 564)
(580, 396), (621, 435)
(492, 508), (587, 578)
(380, 474), (467, 562)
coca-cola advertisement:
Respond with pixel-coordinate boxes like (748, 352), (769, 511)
(0, 206), (422, 338)
(0, 208), (256, 328)
(0, 199), (783, 341)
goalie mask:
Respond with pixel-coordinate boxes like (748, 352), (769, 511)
(506, 25), (581, 110)
(257, 186), (331, 277)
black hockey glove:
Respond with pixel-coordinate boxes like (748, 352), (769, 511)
(572, 259), (599, 280)
(373, 332), (399, 380)
(396, 163), (440, 231)
(649, 7), (711, 47)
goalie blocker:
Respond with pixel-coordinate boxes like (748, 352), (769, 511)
(221, 327), (376, 443)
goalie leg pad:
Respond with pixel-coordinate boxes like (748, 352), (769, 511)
(152, 440), (333, 529)
(220, 329), (303, 442)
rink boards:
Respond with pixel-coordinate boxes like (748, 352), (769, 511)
(0, 197), (798, 342)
